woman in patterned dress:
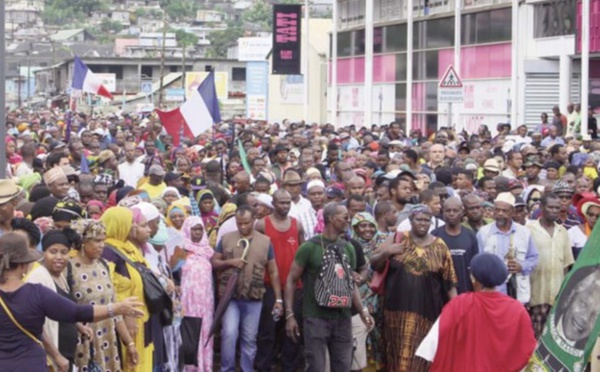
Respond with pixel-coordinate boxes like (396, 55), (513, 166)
(180, 216), (214, 371)
(351, 212), (386, 369)
(371, 205), (457, 372)
(69, 219), (138, 372)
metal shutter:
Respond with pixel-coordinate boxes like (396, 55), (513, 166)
(524, 73), (581, 130)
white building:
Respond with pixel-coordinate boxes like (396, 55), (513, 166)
(328, 0), (593, 134)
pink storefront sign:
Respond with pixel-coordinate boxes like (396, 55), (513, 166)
(438, 43), (512, 79)
(577, 0), (600, 53)
(330, 55), (396, 84)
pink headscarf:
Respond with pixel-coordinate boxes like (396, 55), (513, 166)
(314, 209), (325, 234)
(181, 216), (213, 261)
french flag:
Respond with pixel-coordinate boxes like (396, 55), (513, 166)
(72, 56), (113, 100)
(155, 70), (221, 146)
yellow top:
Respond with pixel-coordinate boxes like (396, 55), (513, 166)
(101, 207), (153, 371)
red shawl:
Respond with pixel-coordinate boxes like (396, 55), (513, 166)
(430, 292), (536, 372)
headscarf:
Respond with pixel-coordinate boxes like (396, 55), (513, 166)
(161, 186), (181, 200)
(172, 197), (191, 212)
(52, 200), (85, 223)
(100, 207), (146, 262)
(42, 229), (73, 251)
(166, 205), (188, 229)
(181, 216), (213, 261)
(86, 200), (105, 220)
(409, 204), (433, 219)
(196, 189), (215, 204)
(351, 212), (382, 256)
(133, 202), (160, 222)
(118, 195), (143, 208)
(149, 219), (168, 246)
(522, 185), (544, 205)
(71, 219), (106, 249)
(196, 189), (218, 228)
(576, 196), (600, 237)
(33, 217), (54, 235)
(209, 203), (237, 247)
(151, 197), (168, 215)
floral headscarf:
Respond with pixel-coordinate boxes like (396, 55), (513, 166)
(351, 212), (382, 256)
(71, 219), (106, 244)
(351, 212), (377, 230)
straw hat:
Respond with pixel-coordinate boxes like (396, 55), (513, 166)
(0, 179), (22, 205)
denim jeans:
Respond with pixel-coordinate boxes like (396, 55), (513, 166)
(255, 287), (304, 371)
(303, 317), (353, 372)
(220, 299), (263, 372)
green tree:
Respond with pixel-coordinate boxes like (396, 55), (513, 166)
(206, 26), (244, 58)
(159, 0), (198, 21)
(241, 0), (272, 30)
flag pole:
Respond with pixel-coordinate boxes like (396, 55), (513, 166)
(582, 0), (590, 135)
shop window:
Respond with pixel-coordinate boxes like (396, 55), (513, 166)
(385, 24), (407, 52)
(338, 31), (353, 57)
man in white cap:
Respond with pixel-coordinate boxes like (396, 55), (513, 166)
(255, 193), (274, 220)
(476, 192), (539, 304)
(302, 179), (326, 240)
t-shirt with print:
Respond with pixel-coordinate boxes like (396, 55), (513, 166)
(294, 235), (356, 320)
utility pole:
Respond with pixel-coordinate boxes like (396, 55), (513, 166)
(158, 11), (167, 108)
(27, 49), (31, 107)
(0, 0), (6, 178)
(17, 65), (22, 108)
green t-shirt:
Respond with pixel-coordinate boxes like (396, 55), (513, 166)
(294, 235), (356, 320)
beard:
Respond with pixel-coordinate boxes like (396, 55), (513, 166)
(496, 217), (510, 227)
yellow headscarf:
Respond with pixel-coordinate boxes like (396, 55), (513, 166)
(101, 206), (146, 263)
(209, 202), (237, 247)
(165, 204), (188, 230)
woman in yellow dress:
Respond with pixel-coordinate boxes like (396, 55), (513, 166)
(101, 207), (154, 371)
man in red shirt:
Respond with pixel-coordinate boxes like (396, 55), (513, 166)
(255, 189), (305, 371)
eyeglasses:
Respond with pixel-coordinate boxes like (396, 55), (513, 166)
(530, 198), (541, 202)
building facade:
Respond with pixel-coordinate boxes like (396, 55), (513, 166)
(329, 0), (599, 134)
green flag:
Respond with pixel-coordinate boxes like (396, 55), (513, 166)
(237, 139), (251, 174)
(527, 223), (600, 371)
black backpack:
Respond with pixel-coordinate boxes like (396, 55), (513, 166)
(311, 236), (354, 309)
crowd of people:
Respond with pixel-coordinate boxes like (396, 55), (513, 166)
(0, 105), (598, 372)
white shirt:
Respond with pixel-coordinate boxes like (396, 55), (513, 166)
(289, 196), (312, 221)
(118, 161), (145, 187)
(14, 162), (33, 177)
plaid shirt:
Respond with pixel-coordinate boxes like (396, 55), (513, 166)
(289, 196), (317, 240)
